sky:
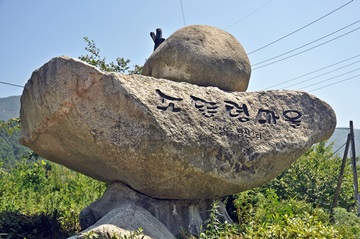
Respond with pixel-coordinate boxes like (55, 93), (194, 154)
(0, 0), (359, 128)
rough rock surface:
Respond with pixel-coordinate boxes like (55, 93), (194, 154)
(142, 25), (251, 92)
(75, 182), (230, 238)
(20, 56), (336, 199)
(69, 224), (155, 239)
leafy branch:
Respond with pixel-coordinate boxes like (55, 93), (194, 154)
(79, 37), (143, 74)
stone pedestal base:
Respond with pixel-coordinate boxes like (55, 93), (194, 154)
(69, 182), (232, 239)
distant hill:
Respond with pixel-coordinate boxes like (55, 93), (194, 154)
(0, 95), (20, 121)
(327, 128), (360, 158)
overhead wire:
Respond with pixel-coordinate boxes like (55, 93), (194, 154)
(252, 25), (360, 70)
(330, 141), (348, 158)
(224, 0), (273, 30)
(308, 74), (360, 93)
(0, 81), (23, 88)
(180, 0), (186, 26)
(252, 19), (360, 67)
(299, 67), (360, 90)
(223, 1), (359, 94)
(1, 2), (357, 96)
(281, 59), (360, 89)
(248, 0), (354, 55)
(262, 54), (360, 90)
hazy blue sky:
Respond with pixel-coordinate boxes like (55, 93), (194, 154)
(0, 0), (359, 128)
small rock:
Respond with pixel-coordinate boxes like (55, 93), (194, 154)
(68, 224), (155, 239)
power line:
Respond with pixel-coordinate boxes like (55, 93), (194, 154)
(224, 0), (273, 30)
(281, 59), (360, 89)
(299, 67), (360, 90)
(262, 53), (360, 90)
(252, 25), (360, 70)
(331, 141), (348, 158)
(308, 74), (360, 93)
(248, 0), (354, 55)
(0, 81), (23, 88)
(252, 19), (360, 67)
(180, 0), (186, 26)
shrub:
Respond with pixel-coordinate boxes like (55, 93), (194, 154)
(267, 142), (356, 211)
(0, 158), (106, 238)
(0, 211), (70, 239)
(332, 207), (360, 238)
(235, 189), (342, 239)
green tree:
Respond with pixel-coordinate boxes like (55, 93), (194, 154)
(79, 37), (143, 74)
(0, 157), (106, 238)
(234, 189), (342, 239)
(267, 142), (355, 211)
(0, 118), (29, 168)
(224, 142), (360, 238)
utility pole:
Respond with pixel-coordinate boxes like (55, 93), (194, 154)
(349, 121), (360, 215)
(331, 133), (351, 220)
(331, 121), (360, 217)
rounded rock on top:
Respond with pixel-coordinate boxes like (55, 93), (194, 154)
(142, 25), (251, 92)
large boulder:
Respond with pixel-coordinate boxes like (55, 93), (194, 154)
(142, 25), (251, 92)
(20, 56), (336, 199)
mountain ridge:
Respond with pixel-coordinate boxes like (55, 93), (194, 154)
(0, 95), (21, 121)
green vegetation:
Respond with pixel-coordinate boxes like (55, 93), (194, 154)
(0, 119), (28, 169)
(267, 142), (355, 211)
(181, 141), (360, 239)
(1, 116), (359, 238)
(81, 228), (145, 239)
(0, 153), (107, 238)
(78, 37), (143, 74)
(1, 39), (359, 238)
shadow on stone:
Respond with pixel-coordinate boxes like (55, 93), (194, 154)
(73, 182), (232, 238)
